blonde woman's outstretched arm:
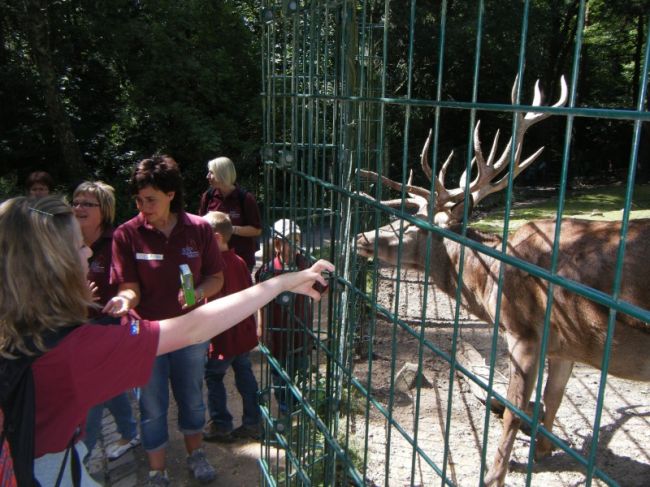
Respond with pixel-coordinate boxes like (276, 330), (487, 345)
(157, 259), (333, 355)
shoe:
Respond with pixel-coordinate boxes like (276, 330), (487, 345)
(203, 420), (234, 443)
(231, 423), (262, 441)
(187, 448), (217, 484)
(107, 434), (141, 461)
(145, 470), (170, 487)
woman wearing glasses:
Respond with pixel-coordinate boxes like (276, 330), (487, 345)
(71, 181), (141, 465)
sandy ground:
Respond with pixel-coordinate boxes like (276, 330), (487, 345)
(351, 267), (650, 486)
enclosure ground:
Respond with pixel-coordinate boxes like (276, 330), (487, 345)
(350, 267), (650, 486)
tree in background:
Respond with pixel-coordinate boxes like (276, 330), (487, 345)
(0, 0), (261, 216)
(0, 0), (647, 208)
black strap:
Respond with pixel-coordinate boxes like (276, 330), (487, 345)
(53, 429), (80, 487)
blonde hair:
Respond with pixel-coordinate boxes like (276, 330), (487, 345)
(73, 180), (116, 228)
(0, 196), (92, 357)
(207, 157), (237, 186)
(202, 211), (233, 242)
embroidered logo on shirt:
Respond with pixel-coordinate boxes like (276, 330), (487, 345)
(130, 320), (140, 335)
(181, 246), (200, 259)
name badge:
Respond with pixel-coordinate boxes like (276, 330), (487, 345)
(136, 252), (164, 261)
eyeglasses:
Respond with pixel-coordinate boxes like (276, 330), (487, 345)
(72, 201), (100, 209)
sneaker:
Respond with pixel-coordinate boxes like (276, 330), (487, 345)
(145, 470), (170, 487)
(107, 434), (141, 461)
(203, 420), (234, 443)
(187, 448), (217, 484)
(231, 423), (262, 441)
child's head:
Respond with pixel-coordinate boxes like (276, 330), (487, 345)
(272, 219), (301, 263)
(203, 211), (233, 246)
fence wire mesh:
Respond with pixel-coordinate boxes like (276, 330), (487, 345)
(258, 1), (650, 486)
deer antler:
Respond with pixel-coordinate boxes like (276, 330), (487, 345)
(420, 76), (568, 223)
(357, 169), (431, 216)
(357, 76), (567, 226)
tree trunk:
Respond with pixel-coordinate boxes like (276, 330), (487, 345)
(22, 0), (84, 179)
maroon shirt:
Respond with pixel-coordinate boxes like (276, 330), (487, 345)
(255, 253), (309, 361)
(198, 186), (261, 268)
(87, 227), (117, 319)
(208, 249), (258, 359)
(32, 320), (159, 457)
(111, 211), (224, 321)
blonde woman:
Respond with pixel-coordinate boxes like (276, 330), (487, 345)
(0, 195), (332, 487)
(72, 181), (140, 462)
(199, 157), (262, 271)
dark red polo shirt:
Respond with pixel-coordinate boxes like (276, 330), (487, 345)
(111, 211), (224, 321)
(87, 227), (117, 319)
(255, 253), (310, 361)
(198, 185), (261, 268)
(208, 249), (258, 359)
(32, 320), (159, 457)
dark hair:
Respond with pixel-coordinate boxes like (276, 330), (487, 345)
(25, 171), (54, 191)
(130, 155), (185, 212)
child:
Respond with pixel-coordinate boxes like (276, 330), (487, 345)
(255, 219), (311, 416)
(202, 211), (261, 442)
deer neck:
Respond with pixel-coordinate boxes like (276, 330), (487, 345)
(427, 226), (501, 323)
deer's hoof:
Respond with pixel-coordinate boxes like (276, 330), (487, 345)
(534, 438), (555, 461)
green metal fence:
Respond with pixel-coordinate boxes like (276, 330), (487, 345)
(258, 1), (650, 486)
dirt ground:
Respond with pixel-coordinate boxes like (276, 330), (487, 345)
(351, 267), (650, 486)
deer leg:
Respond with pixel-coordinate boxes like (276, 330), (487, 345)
(535, 357), (573, 460)
(484, 334), (539, 487)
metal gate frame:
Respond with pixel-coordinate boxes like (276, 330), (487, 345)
(258, 1), (650, 485)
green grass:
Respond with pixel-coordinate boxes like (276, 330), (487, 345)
(471, 183), (650, 233)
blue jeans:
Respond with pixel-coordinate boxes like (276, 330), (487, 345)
(84, 392), (138, 456)
(271, 352), (307, 415)
(139, 341), (209, 451)
(204, 353), (260, 430)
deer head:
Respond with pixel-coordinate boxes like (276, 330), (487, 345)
(356, 76), (568, 269)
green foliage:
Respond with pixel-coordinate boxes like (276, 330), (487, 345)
(472, 183), (650, 233)
(0, 174), (19, 202)
(0, 0), (262, 212)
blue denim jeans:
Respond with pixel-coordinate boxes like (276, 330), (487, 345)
(204, 353), (260, 430)
(84, 392), (138, 457)
(271, 352), (307, 415)
(139, 341), (209, 451)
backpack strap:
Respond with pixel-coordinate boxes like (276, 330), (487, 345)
(53, 428), (81, 487)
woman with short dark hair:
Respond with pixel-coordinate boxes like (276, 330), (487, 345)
(25, 171), (54, 198)
(106, 155), (224, 486)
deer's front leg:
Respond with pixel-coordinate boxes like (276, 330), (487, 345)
(535, 357), (573, 460)
(484, 333), (539, 487)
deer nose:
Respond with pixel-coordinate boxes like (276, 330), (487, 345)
(355, 233), (373, 257)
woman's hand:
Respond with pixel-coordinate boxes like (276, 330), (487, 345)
(87, 280), (100, 302)
(102, 296), (131, 317)
(279, 259), (334, 301)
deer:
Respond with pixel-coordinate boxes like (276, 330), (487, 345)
(355, 76), (650, 486)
